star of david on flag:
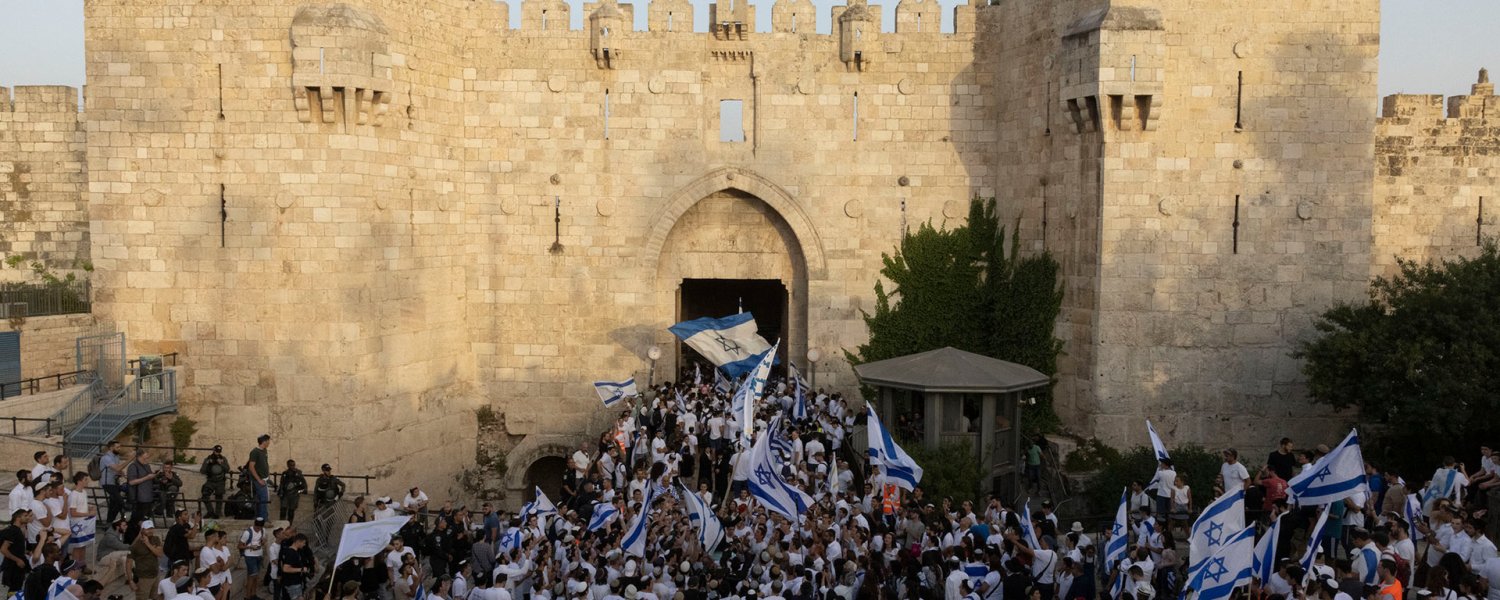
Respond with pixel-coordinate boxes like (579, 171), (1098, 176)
(1187, 488), (1245, 587)
(1287, 428), (1368, 506)
(668, 313), (774, 378)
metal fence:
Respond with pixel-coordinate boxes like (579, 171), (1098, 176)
(0, 369), (91, 399)
(0, 281), (91, 318)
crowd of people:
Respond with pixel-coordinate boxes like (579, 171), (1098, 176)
(2, 368), (1499, 600)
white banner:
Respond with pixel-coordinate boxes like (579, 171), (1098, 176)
(334, 516), (410, 566)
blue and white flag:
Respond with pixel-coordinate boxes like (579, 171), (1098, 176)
(1146, 419), (1171, 463)
(1019, 500), (1042, 549)
(1423, 467), (1462, 507)
(714, 368), (732, 395)
(694, 364), (702, 387)
(1187, 488), (1246, 584)
(68, 516), (97, 546)
(1253, 513), (1283, 583)
(866, 403), (924, 491)
(622, 481), (658, 557)
(1186, 526), (1255, 600)
(1405, 493), (1424, 541)
(593, 378), (638, 408)
(679, 481), (725, 552)
(668, 313), (773, 377)
(413, 584), (426, 600)
(1298, 506), (1331, 580)
(1105, 488), (1130, 590)
(588, 502), (618, 533)
(521, 487), (557, 522)
(748, 416), (814, 520)
(497, 526), (523, 555)
(729, 339), (779, 444)
(789, 363), (809, 421)
(1287, 429), (1368, 506)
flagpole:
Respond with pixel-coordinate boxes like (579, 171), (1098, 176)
(325, 557), (342, 600)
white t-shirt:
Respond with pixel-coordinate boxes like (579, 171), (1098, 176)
(403, 491), (429, 511)
(240, 527), (265, 558)
(1151, 469), (1177, 497)
(158, 578), (179, 600)
(200, 545), (232, 586)
(374, 506), (397, 520)
(1031, 549), (1058, 584)
(43, 496), (69, 534)
(707, 416), (725, 440)
(386, 546), (416, 572)
(67, 489), (90, 520)
(1221, 462), (1250, 493)
(8, 485), (32, 520)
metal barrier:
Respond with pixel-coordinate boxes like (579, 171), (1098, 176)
(0, 369), (90, 399)
(0, 416), (56, 436)
(0, 281), (91, 318)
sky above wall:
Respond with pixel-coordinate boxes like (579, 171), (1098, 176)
(0, 0), (1494, 102)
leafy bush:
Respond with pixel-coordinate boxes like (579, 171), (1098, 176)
(1081, 444), (1223, 517)
(1064, 438), (1122, 472)
(169, 416), (198, 464)
(905, 440), (984, 503)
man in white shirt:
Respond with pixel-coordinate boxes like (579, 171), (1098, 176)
(385, 535), (416, 583)
(239, 517), (267, 599)
(7, 471), (32, 521)
(1464, 518), (1498, 570)
(1150, 459), (1177, 518)
(403, 487), (429, 516)
(29, 452), (55, 486)
(1220, 449), (1250, 494)
(373, 497), (397, 520)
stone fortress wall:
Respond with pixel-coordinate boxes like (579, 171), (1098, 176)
(0, 86), (88, 279)
(0, 0), (1491, 499)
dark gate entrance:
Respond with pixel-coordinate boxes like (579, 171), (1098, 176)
(678, 278), (787, 376)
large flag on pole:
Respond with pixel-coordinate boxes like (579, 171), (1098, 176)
(1298, 506), (1332, 581)
(1187, 488), (1246, 585)
(593, 378), (638, 408)
(668, 313), (773, 377)
(587, 502), (618, 532)
(866, 404), (923, 491)
(1404, 493), (1424, 541)
(679, 481), (725, 552)
(521, 487), (557, 522)
(747, 416), (814, 520)
(1146, 419), (1171, 463)
(1186, 526), (1255, 600)
(734, 339), (779, 444)
(1105, 488), (1130, 599)
(1019, 500), (1042, 549)
(1287, 429), (1368, 506)
(1253, 513), (1283, 583)
(788, 363), (809, 421)
(622, 483), (658, 557)
(335, 516), (412, 566)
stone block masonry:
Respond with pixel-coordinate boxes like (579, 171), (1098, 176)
(0, 86), (89, 278)
(0, 0), (1485, 500)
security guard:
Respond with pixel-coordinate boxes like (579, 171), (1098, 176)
(313, 464), (346, 511)
(200, 445), (231, 519)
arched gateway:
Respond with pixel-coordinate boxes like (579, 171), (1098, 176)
(645, 168), (825, 378)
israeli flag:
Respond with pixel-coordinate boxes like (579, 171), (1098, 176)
(679, 481), (725, 552)
(1287, 429), (1368, 506)
(1105, 488), (1130, 573)
(866, 404), (924, 491)
(593, 378), (638, 408)
(1146, 419), (1171, 463)
(1423, 466), (1461, 507)
(668, 313), (773, 377)
(68, 516), (97, 546)
(497, 526), (523, 555)
(521, 487), (557, 522)
(748, 416), (814, 520)
(1405, 493), (1424, 541)
(588, 502), (618, 533)
(1186, 526), (1255, 600)
(694, 364), (702, 387)
(734, 340), (779, 443)
(826, 453), (840, 497)
(1298, 506), (1331, 580)
(1253, 513), (1283, 583)
(714, 368), (732, 395)
(1187, 488), (1246, 585)
(789, 363), (809, 421)
(1019, 500), (1042, 549)
(622, 481), (658, 557)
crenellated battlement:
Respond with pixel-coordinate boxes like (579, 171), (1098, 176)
(477, 0), (982, 38)
(1380, 68), (1498, 123)
(0, 86), (83, 114)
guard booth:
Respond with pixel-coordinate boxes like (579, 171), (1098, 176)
(854, 346), (1051, 497)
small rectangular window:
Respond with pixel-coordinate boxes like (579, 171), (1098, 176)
(852, 92), (859, 141)
(719, 100), (745, 142)
(604, 90), (611, 139)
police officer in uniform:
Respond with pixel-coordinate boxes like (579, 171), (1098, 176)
(313, 464), (346, 511)
(200, 445), (230, 519)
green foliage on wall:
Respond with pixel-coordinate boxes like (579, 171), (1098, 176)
(904, 440), (985, 503)
(1296, 240), (1500, 479)
(1080, 444), (1223, 518)
(847, 197), (1065, 432)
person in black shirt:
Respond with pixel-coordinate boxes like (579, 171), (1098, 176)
(162, 510), (197, 568)
(313, 465), (345, 511)
(278, 461), (307, 522)
(1267, 438), (1297, 481)
(23, 542), (62, 600)
(280, 534), (310, 600)
(0, 509), (34, 592)
(426, 517), (452, 578)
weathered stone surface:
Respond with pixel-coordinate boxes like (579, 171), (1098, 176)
(0, 0), (1490, 504)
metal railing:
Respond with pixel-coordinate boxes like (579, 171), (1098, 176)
(58, 370), (178, 461)
(50, 377), (108, 436)
(0, 281), (91, 318)
(127, 352), (179, 375)
(0, 416), (56, 436)
(0, 369), (90, 399)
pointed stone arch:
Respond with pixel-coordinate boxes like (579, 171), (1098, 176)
(642, 167), (827, 279)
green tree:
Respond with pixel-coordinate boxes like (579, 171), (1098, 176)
(1295, 241), (1500, 478)
(847, 197), (1065, 431)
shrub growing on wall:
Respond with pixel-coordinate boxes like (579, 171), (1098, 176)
(847, 197), (1065, 432)
(1079, 444), (1222, 519)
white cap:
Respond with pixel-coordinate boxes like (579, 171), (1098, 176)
(140, 520), (155, 529)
